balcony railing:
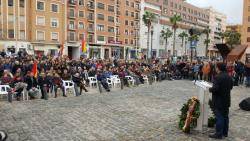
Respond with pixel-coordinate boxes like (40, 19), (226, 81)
(68, 0), (76, 6)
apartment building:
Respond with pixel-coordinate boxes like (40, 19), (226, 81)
(0, 0), (32, 54)
(0, 0), (65, 56)
(204, 7), (226, 58)
(242, 0), (250, 46)
(64, 0), (141, 59)
(139, 0), (210, 58)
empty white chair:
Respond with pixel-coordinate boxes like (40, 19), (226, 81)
(142, 75), (149, 84)
(125, 76), (135, 86)
(111, 76), (121, 88)
(0, 85), (11, 99)
(88, 77), (97, 88)
(62, 80), (76, 96)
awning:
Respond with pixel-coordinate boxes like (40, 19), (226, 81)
(227, 45), (248, 62)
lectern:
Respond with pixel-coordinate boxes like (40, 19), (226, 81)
(194, 80), (212, 131)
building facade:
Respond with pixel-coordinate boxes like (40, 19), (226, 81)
(242, 0), (250, 46)
(64, 0), (141, 59)
(204, 7), (227, 58)
(139, 0), (210, 58)
(226, 24), (242, 43)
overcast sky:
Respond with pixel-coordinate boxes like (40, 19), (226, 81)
(186, 0), (243, 24)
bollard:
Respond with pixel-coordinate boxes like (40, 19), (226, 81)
(149, 75), (153, 85)
(43, 86), (48, 100)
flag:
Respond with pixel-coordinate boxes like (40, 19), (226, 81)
(81, 39), (88, 53)
(32, 60), (38, 78)
(59, 44), (64, 56)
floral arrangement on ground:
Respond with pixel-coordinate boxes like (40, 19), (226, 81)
(178, 97), (200, 133)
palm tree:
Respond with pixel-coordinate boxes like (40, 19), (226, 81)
(189, 34), (200, 62)
(161, 28), (173, 57)
(170, 14), (182, 57)
(178, 31), (188, 56)
(218, 32), (226, 43)
(203, 27), (211, 57)
(142, 11), (156, 60)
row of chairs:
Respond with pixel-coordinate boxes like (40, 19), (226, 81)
(0, 75), (157, 101)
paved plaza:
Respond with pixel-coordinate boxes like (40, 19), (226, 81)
(0, 80), (249, 141)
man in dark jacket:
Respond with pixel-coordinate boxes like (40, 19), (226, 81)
(209, 62), (233, 139)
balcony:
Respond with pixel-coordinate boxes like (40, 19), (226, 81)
(68, 25), (76, 30)
(68, 0), (77, 7)
(116, 11), (121, 16)
(88, 28), (94, 33)
(88, 15), (94, 22)
(87, 2), (95, 11)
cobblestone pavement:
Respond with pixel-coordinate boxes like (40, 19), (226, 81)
(0, 80), (250, 141)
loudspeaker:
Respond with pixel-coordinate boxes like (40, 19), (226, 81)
(239, 97), (250, 111)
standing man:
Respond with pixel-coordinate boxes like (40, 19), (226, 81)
(209, 62), (233, 139)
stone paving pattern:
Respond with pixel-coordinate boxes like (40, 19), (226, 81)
(0, 80), (250, 141)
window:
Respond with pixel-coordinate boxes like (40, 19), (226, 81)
(97, 3), (104, 9)
(248, 27), (250, 32)
(97, 14), (104, 20)
(51, 32), (58, 41)
(97, 24), (104, 31)
(20, 30), (25, 40)
(248, 16), (250, 22)
(125, 20), (128, 25)
(79, 33), (84, 40)
(131, 2), (134, 8)
(69, 21), (75, 29)
(37, 1), (45, 11)
(130, 21), (134, 26)
(78, 22), (84, 29)
(36, 31), (45, 40)
(79, 11), (84, 17)
(131, 12), (134, 17)
(0, 30), (2, 38)
(126, 0), (129, 6)
(108, 26), (114, 32)
(125, 29), (128, 35)
(125, 39), (128, 44)
(51, 4), (58, 12)
(69, 32), (75, 41)
(130, 39), (134, 45)
(51, 18), (58, 28)
(108, 16), (114, 22)
(126, 10), (129, 16)
(8, 0), (13, 6)
(247, 37), (250, 42)
(8, 29), (14, 38)
(97, 36), (105, 41)
(36, 16), (45, 25)
(108, 37), (114, 42)
(20, 0), (25, 8)
(69, 9), (75, 17)
(79, 0), (84, 6)
(108, 5), (114, 12)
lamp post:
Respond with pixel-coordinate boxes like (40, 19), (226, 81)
(150, 27), (154, 59)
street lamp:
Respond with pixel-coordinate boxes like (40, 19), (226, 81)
(150, 27), (154, 59)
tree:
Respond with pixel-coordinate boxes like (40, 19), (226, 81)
(188, 33), (200, 62)
(170, 14), (182, 57)
(224, 31), (241, 48)
(218, 32), (226, 43)
(161, 28), (173, 57)
(178, 31), (188, 56)
(203, 27), (211, 57)
(142, 11), (156, 60)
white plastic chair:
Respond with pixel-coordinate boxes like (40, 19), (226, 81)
(142, 75), (149, 84)
(62, 80), (76, 96)
(106, 78), (113, 88)
(0, 85), (11, 99)
(125, 76), (135, 85)
(111, 76), (121, 87)
(88, 76), (97, 88)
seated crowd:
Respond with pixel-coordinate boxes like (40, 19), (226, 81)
(1, 52), (250, 101)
